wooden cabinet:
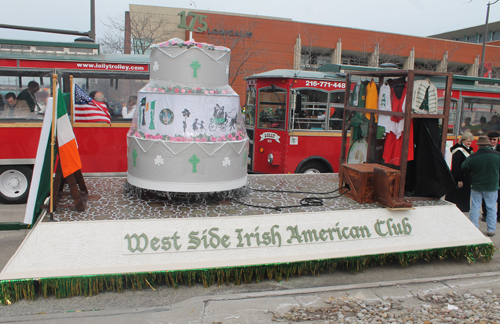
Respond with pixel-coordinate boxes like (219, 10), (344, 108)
(339, 163), (400, 204)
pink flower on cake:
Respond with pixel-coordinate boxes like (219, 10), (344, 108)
(210, 90), (214, 94)
(187, 89), (192, 93)
(204, 90), (209, 94)
(160, 89), (165, 93)
(238, 135), (243, 140)
(211, 136), (216, 142)
(217, 137), (223, 142)
(181, 89), (185, 93)
(174, 88), (180, 93)
(221, 135), (226, 141)
(145, 134), (151, 139)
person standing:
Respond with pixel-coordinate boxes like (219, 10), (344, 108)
(445, 132), (474, 212)
(481, 131), (500, 223)
(462, 135), (500, 237)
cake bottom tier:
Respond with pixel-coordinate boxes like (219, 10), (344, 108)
(127, 137), (248, 192)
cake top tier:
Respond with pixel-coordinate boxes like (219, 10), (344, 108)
(152, 38), (230, 52)
(149, 38), (231, 87)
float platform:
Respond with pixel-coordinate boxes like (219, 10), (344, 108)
(0, 174), (494, 304)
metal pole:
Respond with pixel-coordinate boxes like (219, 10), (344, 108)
(0, 24), (89, 36)
(89, 0), (96, 41)
(49, 74), (58, 221)
(480, 1), (499, 77)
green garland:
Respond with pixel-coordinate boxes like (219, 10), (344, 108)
(0, 243), (496, 305)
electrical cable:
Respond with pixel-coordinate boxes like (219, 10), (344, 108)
(232, 186), (350, 211)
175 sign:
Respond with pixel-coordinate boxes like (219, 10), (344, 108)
(178, 11), (208, 32)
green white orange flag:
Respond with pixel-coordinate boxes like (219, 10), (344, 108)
(23, 97), (54, 225)
(56, 87), (82, 178)
(24, 87), (82, 225)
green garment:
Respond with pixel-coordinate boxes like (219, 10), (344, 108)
(349, 112), (369, 142)
(461, 147), (500, 192)
(358, 81), (368, 108)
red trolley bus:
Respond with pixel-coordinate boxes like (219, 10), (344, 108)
(244, 67), (500, 174)
(0, 38), (149, 203)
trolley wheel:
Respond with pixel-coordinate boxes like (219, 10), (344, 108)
(208, 122), (217, 132)
(0, 166), (32, 204)
(297, 162), (327, 174)
(220, 124), (227, 131)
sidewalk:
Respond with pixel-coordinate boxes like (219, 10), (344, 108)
(1, 272), (499, 323)
(0, 204), (29, 230)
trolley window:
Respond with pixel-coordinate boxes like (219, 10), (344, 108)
(0, 74), (51, 121)
(72, 77), (148, 121)
(460, 97), (500, 135)
(257, 86), (287, 129)
(291, 88), (328, 130)
(329, 91), (345, 130)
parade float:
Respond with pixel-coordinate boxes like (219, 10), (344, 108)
(0, 40), (495, 305)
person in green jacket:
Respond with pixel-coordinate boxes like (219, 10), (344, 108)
(461, 135), (500, 237)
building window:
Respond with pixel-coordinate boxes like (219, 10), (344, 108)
(341, 54), (369, 67)
(300, 49), (332, 70)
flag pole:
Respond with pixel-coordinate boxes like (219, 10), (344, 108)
(70, 75), (74, 125)
(49, 74), (57, 221)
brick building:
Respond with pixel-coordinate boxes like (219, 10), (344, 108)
(125, 5), (500, 103)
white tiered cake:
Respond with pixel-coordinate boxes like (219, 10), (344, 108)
(127, 38), (248, 193)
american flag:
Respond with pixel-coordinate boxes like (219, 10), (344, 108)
(73, 84), (112, 124)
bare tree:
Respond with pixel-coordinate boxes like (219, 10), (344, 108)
(414, 42), (461, 73)
(300, 28), (332, 71)
(99, 13), (177, 54)
(204, 18), (290, 85)
(354, 34), (409, 67)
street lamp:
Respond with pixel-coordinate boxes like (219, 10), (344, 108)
(480, 0), (499, 77)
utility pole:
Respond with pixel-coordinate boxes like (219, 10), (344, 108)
(89, 0), (96, 41)
(480, 0), (499, 77)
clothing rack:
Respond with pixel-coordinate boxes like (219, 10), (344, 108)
(340, 70), (453, 198)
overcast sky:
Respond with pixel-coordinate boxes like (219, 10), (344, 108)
(1, 0), (500, 43)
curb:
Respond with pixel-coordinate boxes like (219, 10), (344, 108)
(0, 222), (29, 231)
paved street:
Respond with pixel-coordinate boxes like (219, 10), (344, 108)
(1, 204), (499, 323)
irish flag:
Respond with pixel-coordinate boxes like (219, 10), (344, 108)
(24, 87), (82, 225)
(56, 87), (82, 178)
